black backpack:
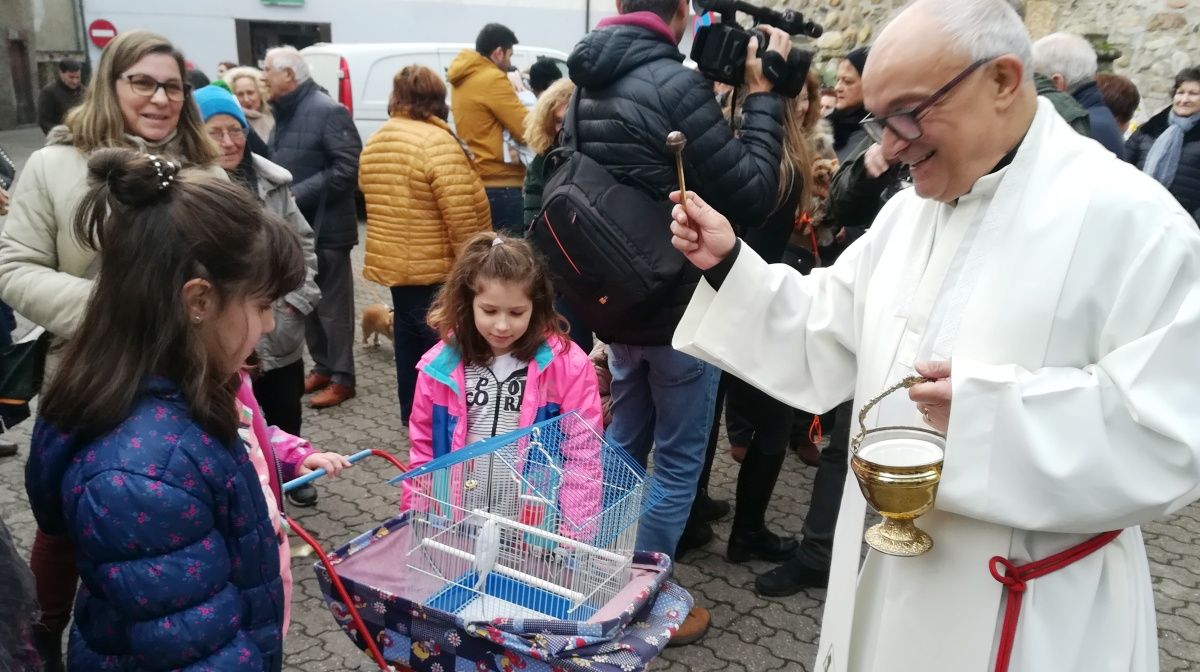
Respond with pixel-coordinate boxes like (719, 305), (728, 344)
(528, 92), (688, 344)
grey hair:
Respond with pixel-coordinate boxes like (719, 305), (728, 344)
(265, 46), (310, 83)
(1031, 32), (1097, 89)
(898, 0), (1034, 81)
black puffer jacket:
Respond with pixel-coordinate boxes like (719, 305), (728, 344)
(1127, 107), (1200, 222)
(567, 15), (784, 344)
(828, 106), (869, 162)
(268, 79), (362, 249)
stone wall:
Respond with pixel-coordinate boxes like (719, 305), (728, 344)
(1028, 0), (1200, 119)
(765, 0), (1200, 121)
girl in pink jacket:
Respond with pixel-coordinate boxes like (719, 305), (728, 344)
(408, 233), (604, 536)
(235, 369), (350, 634)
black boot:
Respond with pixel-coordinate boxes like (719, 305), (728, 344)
(286, 483), (319, 508)
(673, 521), (713, 563)
(32, 629), (64, 672)
(727, 527), (799, 563)
(692, 489), (730, 523)
(754, 556), (830, 597)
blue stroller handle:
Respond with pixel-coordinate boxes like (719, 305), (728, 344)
(283, 449), (392, 492)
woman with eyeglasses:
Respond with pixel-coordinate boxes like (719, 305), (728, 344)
(0, 30), (223, 671)
(194, 85), (326, 509)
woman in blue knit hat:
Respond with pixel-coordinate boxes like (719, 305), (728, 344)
(193, 85), (331, 509)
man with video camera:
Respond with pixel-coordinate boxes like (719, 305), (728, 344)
(564, 0), (793, 645)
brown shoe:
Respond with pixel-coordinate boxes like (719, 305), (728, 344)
(666, 606), (710, 647)
(790, 437), (821, 467)
(308, 383), (356, 408)
(304, 372), (332, 394)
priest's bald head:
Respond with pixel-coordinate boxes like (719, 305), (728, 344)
(862, 0), (1038, 203)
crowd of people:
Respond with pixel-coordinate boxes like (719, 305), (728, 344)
(1, 0), (1200, 670)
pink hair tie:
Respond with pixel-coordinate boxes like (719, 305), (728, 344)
(492, 237), (504, 247)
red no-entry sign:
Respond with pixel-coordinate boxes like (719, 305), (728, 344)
(88, 20), (117, 49)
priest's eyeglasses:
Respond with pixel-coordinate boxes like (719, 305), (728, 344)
(859, 58), (991, 144)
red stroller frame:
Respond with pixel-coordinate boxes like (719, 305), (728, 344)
(283, 448), (408, 671)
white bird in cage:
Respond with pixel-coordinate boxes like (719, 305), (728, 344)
(474, 517), (501, 591)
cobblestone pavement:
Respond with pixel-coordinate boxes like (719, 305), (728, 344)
(2, 126), (1199, 670)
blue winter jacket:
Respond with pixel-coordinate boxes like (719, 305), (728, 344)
(1073, 81), (1126, 160)
(26, 378), (284, 671)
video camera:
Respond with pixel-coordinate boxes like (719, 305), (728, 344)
(690, 0), (822, 97)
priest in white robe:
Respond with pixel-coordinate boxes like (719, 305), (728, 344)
(667, 0), (1200, 670)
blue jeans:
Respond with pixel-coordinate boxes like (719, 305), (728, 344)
(486, 187), (525, 236)
(604, 344), (720, 555)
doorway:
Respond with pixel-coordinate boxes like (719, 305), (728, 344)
(236, 20), (332, 68)
(6, 39), (35, 125)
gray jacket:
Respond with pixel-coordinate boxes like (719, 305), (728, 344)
(252, 154), (321, 372)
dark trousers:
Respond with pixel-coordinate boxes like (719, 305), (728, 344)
(486, 187), (525, 236)
(793, 399), (851, 570)
(0, 300), (14, 349)
(306, 247), (356, 387)
(29, 529), (76, 636)
(391, 284), (440, 425)
(253, 360), (305, 435)
(726, 376), (793, 532)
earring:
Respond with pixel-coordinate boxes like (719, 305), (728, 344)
(192, 314), (202, 323)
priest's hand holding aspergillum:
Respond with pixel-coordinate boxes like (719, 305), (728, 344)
(670, 190), (737, 271)
(909, 361), (952, 433)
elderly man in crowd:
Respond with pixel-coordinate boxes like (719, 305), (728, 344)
(1032, 32), (1125, 157)
(263, 46), (361, 418)
(668, 0), (1200, 670)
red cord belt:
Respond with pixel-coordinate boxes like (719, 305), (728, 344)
(988, 529), (1123, 672)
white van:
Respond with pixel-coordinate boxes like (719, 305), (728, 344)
(301, 42), (569, 142)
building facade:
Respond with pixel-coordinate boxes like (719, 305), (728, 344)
(0, 0), (85, 130)
(79, 0), (610, 78)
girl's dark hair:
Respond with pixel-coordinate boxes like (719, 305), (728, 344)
(427, 232), (568, 367)
(40, 148), (305, 443)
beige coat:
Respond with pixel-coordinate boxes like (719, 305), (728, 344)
(0, 127), (224, 340)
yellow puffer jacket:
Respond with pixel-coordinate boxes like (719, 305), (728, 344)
(447, 50), (529, 188)
(359, 116), (492, 287)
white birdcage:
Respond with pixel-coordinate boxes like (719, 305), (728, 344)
(391, 411), (664, 623)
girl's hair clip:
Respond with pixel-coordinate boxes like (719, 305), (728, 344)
(146, 154), (178, 191)
(492, 237), (504, 247)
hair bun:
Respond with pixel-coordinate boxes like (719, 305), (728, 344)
(86, 147), (176, 208)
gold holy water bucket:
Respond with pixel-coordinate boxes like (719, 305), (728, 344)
(849, 376), (945, 557)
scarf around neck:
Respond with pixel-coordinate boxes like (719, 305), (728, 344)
(1142, 110), (1200, 187)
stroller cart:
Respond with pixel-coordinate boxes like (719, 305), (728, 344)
(286, 412), (691, 672)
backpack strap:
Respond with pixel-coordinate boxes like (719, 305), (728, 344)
(543, 89), (583, 180)
(563, 88), (583, 151)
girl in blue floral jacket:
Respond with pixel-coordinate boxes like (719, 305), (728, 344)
(26, 148), (306, 671)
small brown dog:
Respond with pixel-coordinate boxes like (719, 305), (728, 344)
(361, 303), (394, 346)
